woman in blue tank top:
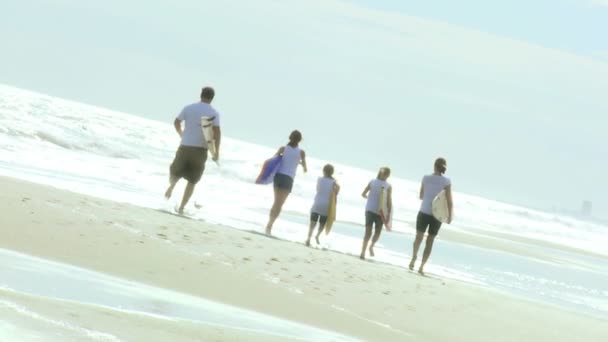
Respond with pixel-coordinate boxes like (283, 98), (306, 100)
(265, 130), (308, 235)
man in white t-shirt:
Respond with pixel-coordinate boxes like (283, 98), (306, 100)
(164, 87), (221, 214)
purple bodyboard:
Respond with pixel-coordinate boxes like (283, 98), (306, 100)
(255, 156), (282, 184)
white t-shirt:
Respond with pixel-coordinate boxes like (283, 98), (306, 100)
(365, 179), (391, 214)
(277, 145), (301, 179)
(311, 177), (336, 216)
(420, 174), (451, 215)
(177, 102), (220, 148)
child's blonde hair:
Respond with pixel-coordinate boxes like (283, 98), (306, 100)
(376, 166), (391, 179)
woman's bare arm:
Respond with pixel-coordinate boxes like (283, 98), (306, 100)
(300, 150), (308, 173)
(274, 146), (285, 157)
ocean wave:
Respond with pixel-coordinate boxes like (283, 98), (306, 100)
(1, 83), (607, 255)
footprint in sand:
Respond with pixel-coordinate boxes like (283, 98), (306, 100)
(157, 233), (168, 240)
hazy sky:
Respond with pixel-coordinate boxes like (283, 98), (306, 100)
(1, 0), (607, 216)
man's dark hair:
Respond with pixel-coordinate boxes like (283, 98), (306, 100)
(201, 87), (215, 101)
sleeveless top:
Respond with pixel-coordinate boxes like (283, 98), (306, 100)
(276, 145), (301, 179)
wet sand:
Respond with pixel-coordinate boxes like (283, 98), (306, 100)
(1, 176), (607, 341)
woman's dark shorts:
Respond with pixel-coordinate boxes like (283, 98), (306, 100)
(416, 211), (442, 236)
(365, 211), (383, 228)
(273, 173), (294, 192)
(310, 212), (328, 226)
(170, 145), (208, 184)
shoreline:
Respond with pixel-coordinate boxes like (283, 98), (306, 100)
(1, 176), (607, 341)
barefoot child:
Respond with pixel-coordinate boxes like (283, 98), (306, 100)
(306, 164), (340, 246)
(360, 167), (392, 260)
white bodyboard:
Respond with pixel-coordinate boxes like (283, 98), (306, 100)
(379, 186), (392, 231)
(431, 189), (450, 223)
(201, 116), (217, 159)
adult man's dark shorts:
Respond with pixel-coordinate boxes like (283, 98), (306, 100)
(169, 146), (208, 184)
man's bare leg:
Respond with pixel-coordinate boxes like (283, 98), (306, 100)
(164, 177), (179, 199)
(409, 232), (424, 270)
(418, 235), (436, 275)
(178, 182), (195, 214)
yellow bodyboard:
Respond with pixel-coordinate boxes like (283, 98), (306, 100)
(324, 187), (337, 234)
(379, 187), (385, 213)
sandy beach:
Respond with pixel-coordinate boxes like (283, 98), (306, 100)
(1, 176), (607, 341)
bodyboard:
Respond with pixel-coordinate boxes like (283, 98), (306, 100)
(432, 189), (450, 223)
(324, 187), (338, 234)
(201, 116), (217, 160)
(255, 156), (282, 184)
(379, 186), (392, 231)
